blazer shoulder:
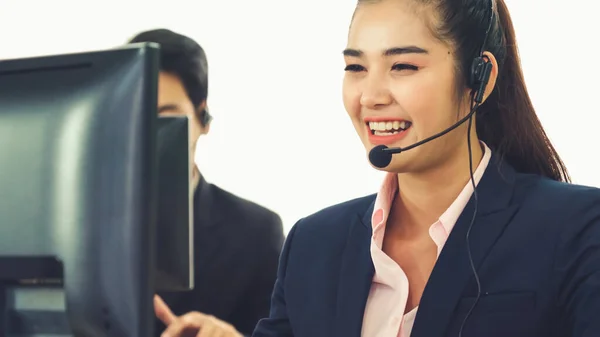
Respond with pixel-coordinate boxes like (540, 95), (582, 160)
(515, 176), (600, 234)
(210, 183), (282, 227)
(303, 193), (377, 222)
(291, 193), (376, 240)
(519, 176), (600, 209)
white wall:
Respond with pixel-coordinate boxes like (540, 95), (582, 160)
(0, 0), (598, 233)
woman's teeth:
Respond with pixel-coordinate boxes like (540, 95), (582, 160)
(368, 121), (412, 135)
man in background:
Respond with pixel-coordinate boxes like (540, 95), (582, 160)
(129, 29), (285, 337)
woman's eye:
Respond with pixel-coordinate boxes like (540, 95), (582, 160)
(344, 64), (365, 72)
(392, 64), (419, 71)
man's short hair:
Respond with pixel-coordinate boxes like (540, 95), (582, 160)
(129, 28), (212, 126)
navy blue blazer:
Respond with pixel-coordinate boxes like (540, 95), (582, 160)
(252, 154), (600, 337)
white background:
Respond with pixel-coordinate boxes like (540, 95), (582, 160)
(0, 0), (598, 233)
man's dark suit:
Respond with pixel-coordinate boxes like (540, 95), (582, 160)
(252, 154), (600, 337)
(156, 174), (285, 336)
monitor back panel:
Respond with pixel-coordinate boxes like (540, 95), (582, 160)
(0, 44), (159, 337)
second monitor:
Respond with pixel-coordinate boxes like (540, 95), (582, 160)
(155, 115), (193, 291)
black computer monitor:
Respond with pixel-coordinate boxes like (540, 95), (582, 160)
(0, 43), (190, 336)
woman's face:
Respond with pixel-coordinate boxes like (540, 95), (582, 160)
(343, 0), (473, 173)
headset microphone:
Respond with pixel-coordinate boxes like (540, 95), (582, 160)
(368, 99), (483, 168)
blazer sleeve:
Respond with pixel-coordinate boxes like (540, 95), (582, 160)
(233, 212), (285, 336)
(251, 220), (299, 337)
(555, 190), (600, 336)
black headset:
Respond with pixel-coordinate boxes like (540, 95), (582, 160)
(199, 107), (213, 126)
(459, 0), (496, 336)
(366, 0), (496, 170)
(469, 0), (495, 104)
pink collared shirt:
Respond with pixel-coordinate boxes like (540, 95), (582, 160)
(361, 143), (492, 337)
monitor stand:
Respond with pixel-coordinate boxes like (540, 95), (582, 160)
(0, 283), (70, 337)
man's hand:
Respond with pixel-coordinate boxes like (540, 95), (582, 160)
(154, 295), (244, 337)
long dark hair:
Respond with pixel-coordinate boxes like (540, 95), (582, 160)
(357, 0), (570, 182)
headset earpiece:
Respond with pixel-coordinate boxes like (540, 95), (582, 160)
(469, 56), (485, 88)
(470, 56), (493, 104)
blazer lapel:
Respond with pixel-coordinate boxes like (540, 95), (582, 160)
(194, 174), (221, 229)
(333, 199), (376, 337)
(411, 155), (520, 337)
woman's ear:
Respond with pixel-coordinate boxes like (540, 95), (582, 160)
(480, 51), (499, 103)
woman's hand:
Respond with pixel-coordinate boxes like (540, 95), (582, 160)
(155, 295), (244, 337)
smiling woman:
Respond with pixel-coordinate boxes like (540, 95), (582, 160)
(344, 0), (568, 180)
(157, 0), (600, 336)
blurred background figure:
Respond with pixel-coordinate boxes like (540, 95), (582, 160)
(129, 29), (285, 337)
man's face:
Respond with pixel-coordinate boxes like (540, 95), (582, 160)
(157, 72), (208, 174)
